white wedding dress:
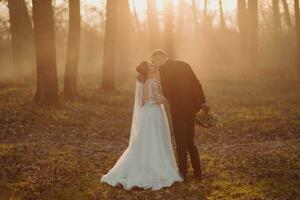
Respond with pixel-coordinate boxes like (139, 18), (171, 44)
(100, 78), (183, 190)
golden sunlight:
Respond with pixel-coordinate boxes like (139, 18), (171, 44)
(81, 0), (237, 20)
(1, 0), (299, 198)
(131, 0), (237, 13)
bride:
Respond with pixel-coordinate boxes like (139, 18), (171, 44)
(100, 61), (183, 190)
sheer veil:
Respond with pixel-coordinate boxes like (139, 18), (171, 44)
(129, 80), (143, 144)
(129, 79), (178, 168)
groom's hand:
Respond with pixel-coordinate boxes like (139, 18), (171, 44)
(201, 103), (210, 114)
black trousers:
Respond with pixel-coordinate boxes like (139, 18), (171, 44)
(172, 113), (201, 177)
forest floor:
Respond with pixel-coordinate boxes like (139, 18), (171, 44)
(0, 77), (299, 200)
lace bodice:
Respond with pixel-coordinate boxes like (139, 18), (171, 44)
(142, 78), (163, 106)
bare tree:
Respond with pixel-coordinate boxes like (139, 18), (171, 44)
(237, 0), (258, 68)
(273, 0), (282, 35)
(248, 0), (258, 68)
(32, 0), (59, 105)
(64, 0), (81, 98)
(117, 0), (132, 79)
(178, 0), (187, 31)
(295, 0), (300, 74)
(219, 0), (226, 28)
(131, 0), (141, 32)
(237, 0), (247, 65)
(7, 0), (35, 79)
(204, 0), (208, 18)
(202, 0), (213, 28)
(147, 0), (161, 50)
(282, 0), (292, 28)
(191, 0), (199, 28)
(164, 0), (174, 58)
(102, 0), (119, 90)
(272, 0), (283, 69)
(177, 0), (190, 54)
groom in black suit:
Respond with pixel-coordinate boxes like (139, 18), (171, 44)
(152, 49), (210, 180)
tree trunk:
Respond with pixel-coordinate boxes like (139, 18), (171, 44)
(164, 0), (174, 58)
(131, 0), (141, 32)
(32, 0), (59, 105)
(117, 0), (132, 80)
(203, 0), (211, 27)
(295, 0), (300, 74)
(219, 0), (226, 28)
(204, 0), (208, 18)
(191, 0), (199, 28)
(147, 0), (161, 50)
(178, 0), (186, 31)
(102, 0), (119, 90)
(64, 0), (81, 98)
(7, 0), (35, 79)
(282, 0), (292, 28)
(273, 0), (282, 34)
(248, 0), (258, 68)
(272, 0), (282, 69)
(177, 0), (187, 51)
(237, 0), (247, 66)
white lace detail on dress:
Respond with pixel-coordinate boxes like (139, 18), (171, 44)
(143, 79), (163, 105)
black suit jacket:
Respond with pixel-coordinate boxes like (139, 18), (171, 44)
(159, 60), (206, 119)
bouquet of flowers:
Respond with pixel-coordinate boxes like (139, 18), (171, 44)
(195, 111), (222, 128)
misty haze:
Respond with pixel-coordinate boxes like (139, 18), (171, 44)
(0, 0), (299, 199)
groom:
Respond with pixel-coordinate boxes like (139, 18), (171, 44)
(152, 49), (209, 180)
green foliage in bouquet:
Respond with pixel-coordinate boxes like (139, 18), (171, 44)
(195, 111), (222, 128)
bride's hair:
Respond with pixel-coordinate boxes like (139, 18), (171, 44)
(136, 61), (149, 83)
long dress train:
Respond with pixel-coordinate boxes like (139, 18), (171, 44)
(100, 79), (182, 190)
